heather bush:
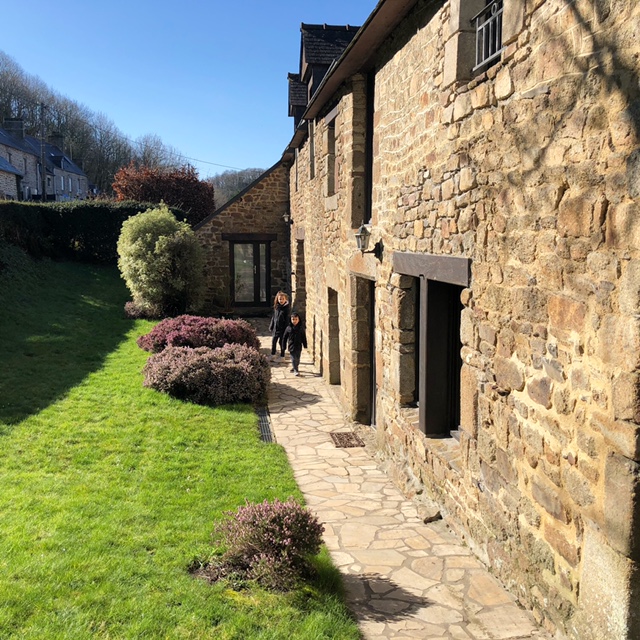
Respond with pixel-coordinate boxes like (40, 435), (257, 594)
(117, 204), (204, 316)
(137, 315), (260, 353)
(143, 343), (270, 405)
(214, 498), (325, 590)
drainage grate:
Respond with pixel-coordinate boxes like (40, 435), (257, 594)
(256, 408), (275, 443)
(330, 431), (365, 448)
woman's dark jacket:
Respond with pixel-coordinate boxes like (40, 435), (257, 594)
(269, 302), (290, 336)
(283, 322), (308, 354)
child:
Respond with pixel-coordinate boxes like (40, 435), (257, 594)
(269, 291), (290, 361)
(283, 312), (307, 376)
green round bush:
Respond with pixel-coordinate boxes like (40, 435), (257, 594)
(117, 204), (205, 316)
(142, 343), (270, 406)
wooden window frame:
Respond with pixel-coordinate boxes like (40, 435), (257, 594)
(393, 252), (471, 436)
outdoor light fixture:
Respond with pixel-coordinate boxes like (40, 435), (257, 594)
(282, 212), (293, 224)
(355, 223), (383, 260)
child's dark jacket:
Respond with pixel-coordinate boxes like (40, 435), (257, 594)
(283, 321), (307, 355)
(269, 302), (290, 336)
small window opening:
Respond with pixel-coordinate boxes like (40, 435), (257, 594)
(473, 0), (504, 71)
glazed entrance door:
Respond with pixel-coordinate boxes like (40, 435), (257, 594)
(231, 242), (269, 305)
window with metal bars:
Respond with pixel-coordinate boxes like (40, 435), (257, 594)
(473, 0), (504, 72)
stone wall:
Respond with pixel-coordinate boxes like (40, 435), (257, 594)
(0, 171), (18, 199)
(0, 145), (38, 199)
(289, 0), (640, 637)
(196, 162), (290, 314)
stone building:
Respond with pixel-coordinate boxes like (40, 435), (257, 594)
(277, 0), (640, 638)
(194, 162), (291, 314)
(0, 119), (89, 201)
(0, 121), (40, 200)
(194, 25), (361, 316)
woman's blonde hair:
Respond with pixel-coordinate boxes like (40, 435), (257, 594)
(273, 291), (289, 308)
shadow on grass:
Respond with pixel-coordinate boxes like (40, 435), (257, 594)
(0, 260), (132, 428)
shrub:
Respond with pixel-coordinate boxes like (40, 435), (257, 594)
(124, 300), (162, 320)
(117, 204), (205, 316)
(113, 163), (215, 226)
(214, 498), (325, 590)
(0, 200), (186, 264)
(137, 315), (260, 353)
(142, 343), (270, 406)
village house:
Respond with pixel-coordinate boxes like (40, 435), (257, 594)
(0, 120), (39, 200)
(205, 0), (639, 638)
(0, 118), (89, 201)
(196, 0), (639, 636)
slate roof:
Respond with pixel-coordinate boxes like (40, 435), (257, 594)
(23, 135), (86, 177)
(0, 128), (36, 156)
(0, 156), (22, 176)
(300, 24), (360, 67)
(288, 73), (307, 107)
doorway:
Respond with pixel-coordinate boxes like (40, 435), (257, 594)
(230, 242), (270, 306)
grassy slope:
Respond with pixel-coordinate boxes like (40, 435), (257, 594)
(0, 244), (359, 639)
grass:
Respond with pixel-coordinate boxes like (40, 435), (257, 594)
(0, 243), (360, 639)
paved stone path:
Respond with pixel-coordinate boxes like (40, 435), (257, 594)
(260, 328), (552, 640)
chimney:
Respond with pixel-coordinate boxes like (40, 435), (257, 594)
(48, 132), (64, 152)
(3, 118), (25, 139)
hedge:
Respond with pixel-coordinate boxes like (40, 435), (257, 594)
(0, 200), (186, 264)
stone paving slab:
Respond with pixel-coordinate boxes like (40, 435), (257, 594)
(259, 326), (552, 640)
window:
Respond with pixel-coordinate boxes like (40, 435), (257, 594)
(222, 233), (276, 306)
(309, 121), (315, 180)
(393, 253), (471, 437)
(473, 0), (504, 71)
(326, 118), (336, 197)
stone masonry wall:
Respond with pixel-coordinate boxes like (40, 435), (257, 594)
(196, 162), (290, 313)
(290, 0), (640, 638)
(0, 171), (18, 199)
(0, 144), (38, 198)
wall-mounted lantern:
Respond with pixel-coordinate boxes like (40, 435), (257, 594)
(355, 223), (383, 260)
(282, 212), (293, 224)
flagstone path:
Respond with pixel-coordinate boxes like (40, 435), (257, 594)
(259, 326), (553, 640)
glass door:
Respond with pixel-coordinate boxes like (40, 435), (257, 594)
(231, 242), (269, 305)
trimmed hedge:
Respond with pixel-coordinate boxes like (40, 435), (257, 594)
(137, 315), (261, 353)
(0, 200), (186, 264)
(142, 343), (270, 406)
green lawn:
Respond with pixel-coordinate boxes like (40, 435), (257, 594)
(0, 243), (360, 639)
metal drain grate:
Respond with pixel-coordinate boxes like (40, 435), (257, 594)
(330, 431), (365, 448)
(256, 408), (275, 443)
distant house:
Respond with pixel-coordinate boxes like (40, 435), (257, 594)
(23, 132), (89, 201)
(0, 118), (89, 201)
(0, 121), (39, 200)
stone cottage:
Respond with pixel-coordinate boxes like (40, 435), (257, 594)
(194, 162), (291, 314)
(194, 24), (360, 315)
(276, 0), (639, 639)
(0, 118), (89, 201)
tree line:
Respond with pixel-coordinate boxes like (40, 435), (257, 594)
(0, 51), (188, 193)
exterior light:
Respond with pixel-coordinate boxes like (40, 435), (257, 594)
(355, 223), (370, 251)
(283, 212), (293, 224)
(355, 223), (383, 261)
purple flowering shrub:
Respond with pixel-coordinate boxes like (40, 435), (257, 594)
(143, 343), (270, 405)
(214, 498), (325, 590)
(137, 315), (260, 353)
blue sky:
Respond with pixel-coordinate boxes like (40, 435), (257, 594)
(1, 0), (377, 178)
